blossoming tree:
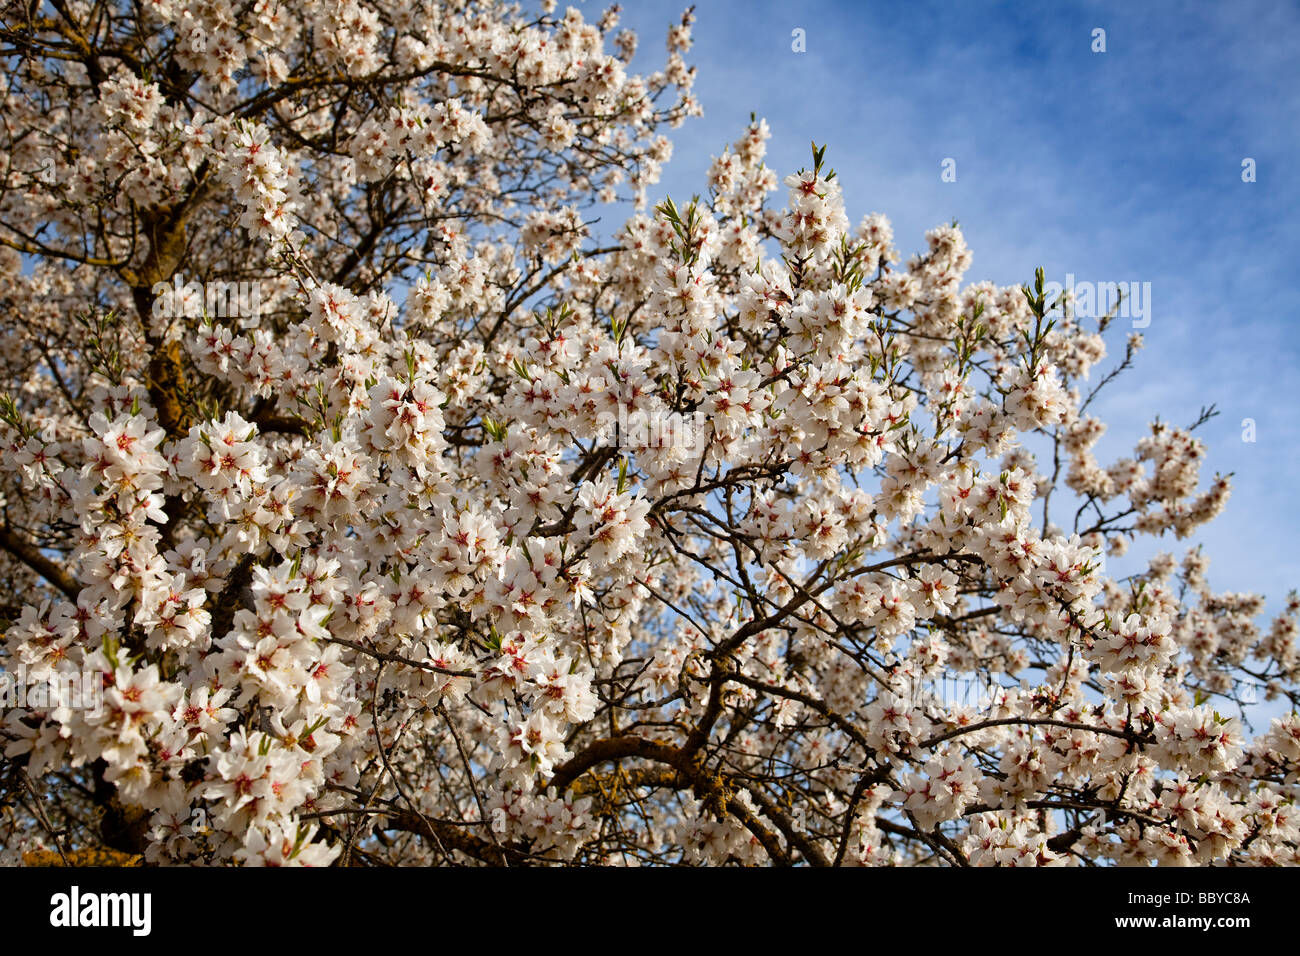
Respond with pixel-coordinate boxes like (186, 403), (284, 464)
(0, 1), (1296, 867)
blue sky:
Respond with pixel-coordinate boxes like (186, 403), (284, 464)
(605, 0), (1300, 624)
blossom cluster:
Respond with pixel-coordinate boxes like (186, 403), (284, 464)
(0, 1), (1295, 868)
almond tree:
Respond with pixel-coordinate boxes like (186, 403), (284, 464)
(0, 1), (1296, 866)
